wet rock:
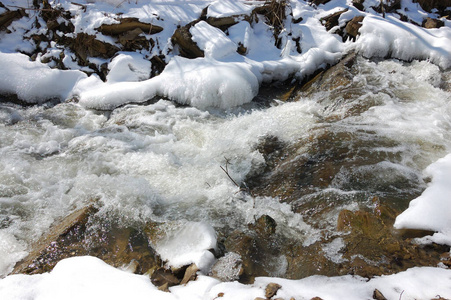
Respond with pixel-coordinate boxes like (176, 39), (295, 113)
(223, 227), (284, 283)
(0, 9), (26, 31)
(320, 9), (348, 32)
(265, 282), (282, 298)
(344, 16), (364, 41)
(252, 215), (277, 236)
(171, 22), (204, 58)
(299, 52), (357, 96)
(97, 17), (163, 36)
(373, 289), (387, 300)
(12, 205), (162, 275)
(423, 17), (444, 29)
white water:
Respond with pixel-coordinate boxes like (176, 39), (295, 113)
(1, 57), (450, 277)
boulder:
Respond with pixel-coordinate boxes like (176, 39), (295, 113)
(12, 205), (162, 275)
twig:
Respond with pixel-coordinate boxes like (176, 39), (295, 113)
(399, 290), (404, 300)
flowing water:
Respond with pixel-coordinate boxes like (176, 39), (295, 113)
(1, 56), (450, 278)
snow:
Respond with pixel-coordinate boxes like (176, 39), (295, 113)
(207, 0), (254, 18)
(0, 53), (86, 103)
(1, 256), (451, 300)
(355, 15), (451, 69)
(395, 154), (451, 245)
(151, 221), (217, 272)
(1, 0), (451, 298)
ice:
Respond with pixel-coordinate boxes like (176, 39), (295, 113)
(355, 15), (451, 69)
(0, 231), (27, 277)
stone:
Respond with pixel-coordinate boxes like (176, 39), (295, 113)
(309, 0), (331, 6)
(151, 267), (181, 287)
(180, 264), (199, 285)
(210, 252), (244, 282)
(423, 17), (444, 29)
(252, 215), (277, 236)
(0, 9), (26, 31)
(373, 289), (387, 300)
(352, 0), (365, 11)
(413, 0), (451, 12)
(265, 282), (282, 298)
(320, 9), (348, 32)
(344, 16), (364, 41)
(67, 33), (120, 64)
(12, 204), (162, 276)
(171, 22), (204, 58)
(97, 17), (163, 36)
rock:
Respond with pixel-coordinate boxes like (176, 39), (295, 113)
(67, 33), (120, 65)
(210, 252), (244, 282)
(320, 9), (348, 32)
(373, 289), (387, 300)
(171, 22), (204, 58)
(97, 17), (163, 36)
(309, 0), (331, 6)
(252, 215), (277, 236)
(352, 0), (365, 11)
(12, 205), (162, 275)
(413, 0), (451, 12)
(151, 267), (181, 287)
(311, 298), (324, 300)
(180, 263), (199, 285)
(0, 9), (26, 31)
(423, 17), (444, 29)
(265, 282), (282, 298)
(206, 16), (240, 31)
(344, 16), (364, 41)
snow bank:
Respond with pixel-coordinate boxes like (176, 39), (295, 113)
(356, 15), (451, 69)
(1, 257), (451, 300)
(106, 53), (151, 83)
(0, 53), (86, 103)
(79, 56), (260, 110)
(395, 154), (451, 245)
